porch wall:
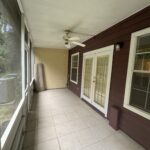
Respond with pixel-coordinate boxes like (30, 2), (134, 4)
(68, 6), (150, 149)
(35, 48), (68, 89)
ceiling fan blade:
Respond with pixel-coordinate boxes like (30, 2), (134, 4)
(71, 41), (86, 47)
(68, 36), (80, 41)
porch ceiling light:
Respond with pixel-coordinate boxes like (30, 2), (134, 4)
(115, 42), (124, 51)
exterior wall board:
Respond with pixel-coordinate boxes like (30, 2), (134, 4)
(68, 6), (150, 149)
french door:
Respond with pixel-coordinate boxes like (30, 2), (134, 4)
(81, 45), (114, 117)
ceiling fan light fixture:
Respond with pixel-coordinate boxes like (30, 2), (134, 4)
(63, 30), (86, 48)
(65, 41), (71, 49)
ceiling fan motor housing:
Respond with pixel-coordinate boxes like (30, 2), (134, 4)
(65, 40), (69, 45)
(63, 30), (86, 48)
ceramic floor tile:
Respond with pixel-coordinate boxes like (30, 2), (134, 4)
(78, 128), (99, 148)
(23, 131), (37, 148)
(53, 113), (69, 125)
(65, 111), (79, 121)
(23, 89), (144, 150)
(26, 119), (37, 131)
(55, 122), (76, 137)
(35, 126), (57, 143)
(23, 126), (57, 148)
(23, 146), (34, 150)
(37, 117), (54, 129)
(81, 142), (104, 150)
(58, 132), (81, 150)
(25, 139), (60, 150)
(72, 118), (88, 131)
(114, 131), (145, 150)
(89, 124), (115, 141)
(99, 134), (130, 150)
(51, 108), (66, 116)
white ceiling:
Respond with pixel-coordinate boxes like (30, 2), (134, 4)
(21, 0), (150, 49)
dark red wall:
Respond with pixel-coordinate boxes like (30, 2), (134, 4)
(68, 6), (150, 149)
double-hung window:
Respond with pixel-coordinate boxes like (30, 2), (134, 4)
(70, 53), (79, 84)
(124, 27), (150, 119)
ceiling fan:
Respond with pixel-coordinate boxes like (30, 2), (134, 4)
(63, 30), (86, 49)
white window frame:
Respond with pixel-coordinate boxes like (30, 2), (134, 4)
(124, 27), (150, 120)
(70, 52), (79, 84)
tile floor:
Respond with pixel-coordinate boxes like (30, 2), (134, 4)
(22, 89), (144, 150)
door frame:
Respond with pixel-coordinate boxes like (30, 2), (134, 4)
(81, 45), (114, 117)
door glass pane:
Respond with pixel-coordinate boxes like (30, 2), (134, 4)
(94, 55), (109, 107)
(83, 58), (93, 98)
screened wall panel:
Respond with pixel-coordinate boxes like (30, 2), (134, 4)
(0, 0), (21, 137)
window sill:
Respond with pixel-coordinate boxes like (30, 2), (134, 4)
(70, 80), (78, 85)
(123, 104), (150, 120)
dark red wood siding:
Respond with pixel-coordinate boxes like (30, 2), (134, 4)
(68, 6), (150, 149)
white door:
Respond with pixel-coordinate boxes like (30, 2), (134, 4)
(81, 45), (113, 117)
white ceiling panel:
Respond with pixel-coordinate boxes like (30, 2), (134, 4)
(21, 0), (150, 49)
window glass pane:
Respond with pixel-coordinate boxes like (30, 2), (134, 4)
(31, 48), (34, 80)
(25, 27), (28, 44)
(131, 73), (149, 91)
(134, 54), (144, 70)
(71, 54), (79, 83)
(0, 0), (21, 137)
(136, 34), (150, 52)
(29, 48), (31, 82)
(25, 50), (28, 87)
(130, 73), (150, 112)
(71, 68), (77, 82)
(146, 93), (150, 112)
(72, 55), (78, 67)
(134, 54), (150, 71)
(130, 89), (147, 110)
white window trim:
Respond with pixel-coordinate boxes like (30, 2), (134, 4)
(123, 27), (150, 120)
(70, 52), (79, 84)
